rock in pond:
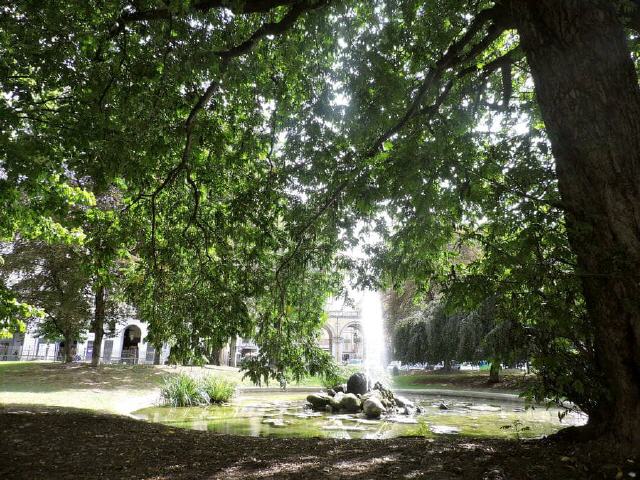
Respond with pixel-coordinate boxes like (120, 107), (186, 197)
(394, 395), (414, 409)
(346, 372), (370, 396)
(329, 392), (345, 410)
(430, 425), (460, 435)
(339, 393), (362, 413)
(363, 397), (385, 419)
(307, 393), (332, 410)
(468, 405), (501, 412)
(262, 418), (287, 427)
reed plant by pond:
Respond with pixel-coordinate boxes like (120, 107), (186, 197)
(160, 373), (236, 407)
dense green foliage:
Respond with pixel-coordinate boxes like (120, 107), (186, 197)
(391, 297), (528, 377)
(2, 1), (640, 443)
(200, 375), (238, 404)
(160, 373), (205, 407)
(1, 1), (344, 380)
(0, 241), (92, 360)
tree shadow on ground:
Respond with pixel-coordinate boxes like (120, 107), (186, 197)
(1, 406), (635, 480)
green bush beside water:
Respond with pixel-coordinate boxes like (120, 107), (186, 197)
(321, 364), (363, 389)
(201, 375), (237, 403)
(160, 373), (236, 407)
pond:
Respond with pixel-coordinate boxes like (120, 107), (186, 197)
(133, 390), (587, 440)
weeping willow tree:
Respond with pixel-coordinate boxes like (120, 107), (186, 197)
(391, 296), (528, 382)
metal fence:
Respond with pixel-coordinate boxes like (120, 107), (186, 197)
(0, 347), (160, 365)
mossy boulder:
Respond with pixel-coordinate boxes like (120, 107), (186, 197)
(346, 372), (370, 395)
(306, 393), (332, 410)
(329, 392), (344, 410)
(339, 393), (362, 413)
(363, 397), (385, 419)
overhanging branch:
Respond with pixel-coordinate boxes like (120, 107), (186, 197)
(109, 0), (315, 38)
(275, 5), (509, 285)
(129, 1), (330, 273)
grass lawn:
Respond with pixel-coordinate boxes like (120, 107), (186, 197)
(0, 361), (324, 414)
(0, 362), (533, 415)
(391, 369), (534, 394)
(0, 361), (171, 414)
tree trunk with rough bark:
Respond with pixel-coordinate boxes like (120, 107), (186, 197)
(91, 286), (106, 367)
(488, 362), (500, 384)
(509, 0), (640, 452)
(443, 359), (451, 373)
(63, 333), (73, 363)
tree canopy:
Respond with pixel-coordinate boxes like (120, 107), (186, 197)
(2, 0), (640, 451)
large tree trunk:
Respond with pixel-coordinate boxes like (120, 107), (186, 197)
(63, 333), (73, 364)
(488, 361), (500, 384)
(209, 347), (221, 366)
(510, 0), (640, 451)
(91, 285), (106, 367)
(442, 359), (451, 373)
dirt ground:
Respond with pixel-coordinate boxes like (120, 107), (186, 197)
(1, 405), (636, 480)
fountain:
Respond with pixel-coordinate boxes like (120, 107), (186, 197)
(305, 291), (415, 419)
(133, 288), (588, 438)
(360, 289), (387, 383)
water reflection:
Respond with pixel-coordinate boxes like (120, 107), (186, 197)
(133, 391), (587, 440)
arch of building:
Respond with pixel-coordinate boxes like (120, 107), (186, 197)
(318, 325), (335, 356)
(338, 321), (361, 339)
(95, 318), (151, 364)
(122, 324), (142, 363)
(335, 320), (364, 362)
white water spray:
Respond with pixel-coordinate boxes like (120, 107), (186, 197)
(360, 290), (387, 383)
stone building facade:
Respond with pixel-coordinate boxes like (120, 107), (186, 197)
(1, 296), (369, 366)
(319, 296), (365, 364)
(0, 315), (170, 364)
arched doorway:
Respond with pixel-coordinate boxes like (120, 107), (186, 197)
(122, 325), (141, 364)
(318, 327), (333, 356)
(340, 323), (363, 364)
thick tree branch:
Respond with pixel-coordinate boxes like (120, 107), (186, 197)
(216, 1), (328, 58)
(128, 1), (321, 209)
(366, 6), (504, 157)
(109, 0), (312, 37)
(455, 47), (524, 114)
(130, 2), (329, 272)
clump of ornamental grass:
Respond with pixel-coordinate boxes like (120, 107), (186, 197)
(160, 373), (236, 407)
(201, 375), (237, 403)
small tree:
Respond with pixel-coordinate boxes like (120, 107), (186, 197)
(1, 241), (92, 362)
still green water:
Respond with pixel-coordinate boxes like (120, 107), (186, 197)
(133, 391), (587, 440)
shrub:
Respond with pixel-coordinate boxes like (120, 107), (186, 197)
(160, 373), (236, 407)
(321, 364), (363, 389)
(201, 375), (236, 403)
(160, 373), (207, 407)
